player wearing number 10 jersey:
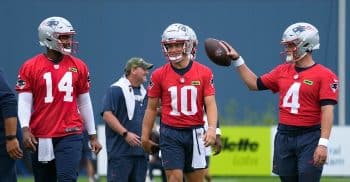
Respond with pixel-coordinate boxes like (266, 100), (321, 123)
(148, 61), (215, 128)
(142, 23), (218, 182)
(220, 22), (338, 182)
(15, 16), (101, 182)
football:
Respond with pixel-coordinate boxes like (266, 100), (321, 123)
(150, 130), (160, 144)
(204, 38), (232, 66)
(150, 130), (160, 154)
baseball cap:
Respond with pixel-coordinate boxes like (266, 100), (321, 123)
(124, 57), (154, 74)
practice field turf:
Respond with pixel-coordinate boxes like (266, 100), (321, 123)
(18, 176), (350, 182)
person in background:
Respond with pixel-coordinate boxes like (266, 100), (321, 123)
(203, 114), (222, 182)
(0, 68), (23, 182)
(81, 130), (99, 182)
(16, 16), (102, 182)
(147, 123), (167, 182)
(101, 57), (153, 182)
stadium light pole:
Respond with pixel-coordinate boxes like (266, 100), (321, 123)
(338, 0), (346, 126)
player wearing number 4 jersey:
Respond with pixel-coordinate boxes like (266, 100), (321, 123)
(16, 16), (102, 182)
(142, 23), (218, 182)
(219, 22), (338, 182)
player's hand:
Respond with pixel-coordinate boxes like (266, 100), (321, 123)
(204, 127), (216, 147)
(313, 145), (328, 167)
(89, 134), (102, 154)
(6, 138), (23, 160)
(124, 131), (142, 147)
(22, 127), (37, 152)
(141, 137), (159, 154)
(212, 134), (222, 155)
(219, 41), (240, 60)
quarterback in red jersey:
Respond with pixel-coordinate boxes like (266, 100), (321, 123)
(142, 23), (218, 182)
(16, 16), (101, 182)
(219, 22), (338, 182)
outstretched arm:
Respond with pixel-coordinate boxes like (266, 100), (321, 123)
(220, 41), (259, 91)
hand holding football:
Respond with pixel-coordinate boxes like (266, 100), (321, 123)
(204, 38), (232, 66)
(150, 130), (160, 154)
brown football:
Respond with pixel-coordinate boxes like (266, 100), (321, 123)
(150, 130), (160, 154)
(150, 130), (160, 144)
(204, 38), (232, 66)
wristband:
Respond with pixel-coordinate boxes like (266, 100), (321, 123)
(216, 128), (222, 136)
(233, 56), (245, 67)
(5, 135), (17, 141)
(207, 126), (216, 131)
(122, 131), (128, 138)
(318, 138), (329, 147)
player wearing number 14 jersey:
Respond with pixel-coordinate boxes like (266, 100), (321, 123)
(219, 22), (338, 182)
(16, 53), (88, 137)
(15, 16), (101, 182)
(141, 23), (218, 182)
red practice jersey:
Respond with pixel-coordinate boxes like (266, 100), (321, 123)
(260, 63), (338, 126)
(16, 54), (90, 137)
(148, 61), (215, 128)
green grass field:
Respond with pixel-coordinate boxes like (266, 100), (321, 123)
(18, 176), (350, 182)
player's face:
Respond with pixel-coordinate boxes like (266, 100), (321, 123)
(283, 42), (300, 62)
(164, 42), (185, 63)
(284, 42), (297, 52)
(58, 34), (74, 49)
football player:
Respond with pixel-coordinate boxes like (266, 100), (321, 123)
(220, 22), (338, 182)
(141, 23), (218, 182)
(16, 16), (102, 182)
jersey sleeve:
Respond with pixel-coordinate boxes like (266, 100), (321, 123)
(16, 61), (33, 93)
(203, 68), (215, 96)
(260, 65), (282, 93)
(76, 61), (90, 95)
(0, 69), (18, 119)
(147, 69), (162, 98)
(319, 70), (338, 102)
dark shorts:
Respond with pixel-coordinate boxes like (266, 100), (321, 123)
(205, 156), (210, 168)
(0, 153), (17, 182)
(107, 156), (148, 182)
(160, 124), (206, 173)
(32, 134), (83, 182)
(272, 124), (323, 180)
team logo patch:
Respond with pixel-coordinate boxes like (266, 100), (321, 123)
(330, 79), (339, 93)
(192, 80), (201, 86)
(210, 74), (215, 87)
(149, 80), (154, 88)
(16, 77), (26, 89)
(69, 67), (78, 72)
(303, 79), (313, 85)
(87, 72), (91, 83)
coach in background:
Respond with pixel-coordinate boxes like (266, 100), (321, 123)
(0, 68), (23, 182)
(16, 16), (102, 182)
(101, 57), (153, 182)
(219, 22), (338, 182)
